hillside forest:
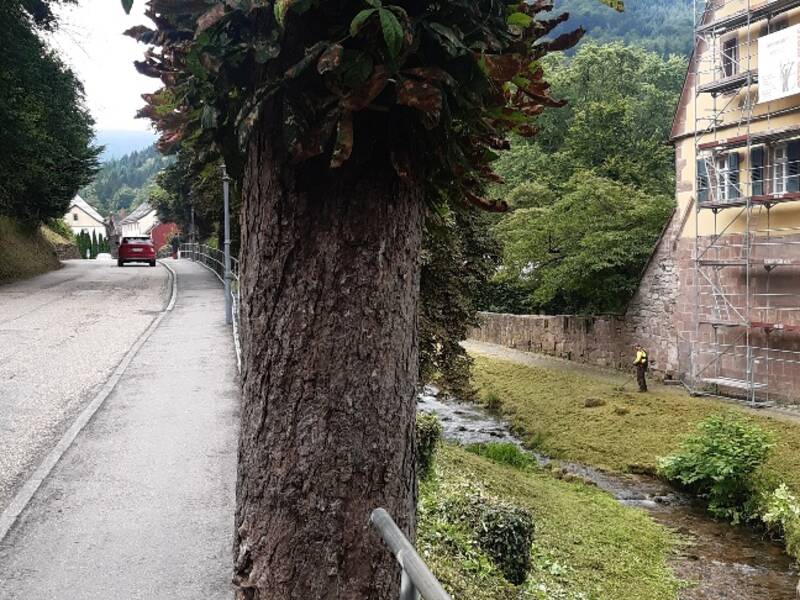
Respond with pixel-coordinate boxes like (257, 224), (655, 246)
(80, 145), (173, 216)
(556, 0), (693, 56)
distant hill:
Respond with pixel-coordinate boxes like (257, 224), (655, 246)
(80, 145), (173, 216)
(555, 0), (693, 56)
(94, 130), (158, 162)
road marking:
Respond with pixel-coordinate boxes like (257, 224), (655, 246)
(0, 263), (178, 543)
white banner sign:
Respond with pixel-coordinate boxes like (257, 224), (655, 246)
(759, 24), (800, 103)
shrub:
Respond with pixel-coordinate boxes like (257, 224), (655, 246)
(466, 443), (534, 470)
(762, 483), (800, 530)
(759, 483), (800, 559)
(657, 414), (774, 522)
(483, 391), (502, 412)
(442, 491), (535, 585)
(416, 412), (443, 480)
(46, 218), (76, 241)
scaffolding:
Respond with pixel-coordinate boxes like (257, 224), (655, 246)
(690, 0), (800, 403)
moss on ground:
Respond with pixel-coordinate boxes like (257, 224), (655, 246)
(419, 444), (680, 599)
(0, 216), (62, 283)
(469, 355), (800, 497)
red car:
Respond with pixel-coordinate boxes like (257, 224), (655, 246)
(118, 236), (156, 267)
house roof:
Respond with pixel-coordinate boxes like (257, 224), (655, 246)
(120, 202), (156, 226)
(69, 194), (104, 224)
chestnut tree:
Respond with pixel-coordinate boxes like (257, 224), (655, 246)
(122, 0), (618, 596)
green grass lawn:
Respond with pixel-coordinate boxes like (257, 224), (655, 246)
(420, 444), (681, 599)
(470, 354), (800, 496)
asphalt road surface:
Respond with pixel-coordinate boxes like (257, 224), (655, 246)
(0, 260), (169, 513)
(0, 260), (238, 599)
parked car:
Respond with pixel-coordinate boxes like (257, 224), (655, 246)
(96, 253), (112, 260)
(118, 236), (156, 267)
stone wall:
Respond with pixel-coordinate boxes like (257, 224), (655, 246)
(469, 312), (633, 371)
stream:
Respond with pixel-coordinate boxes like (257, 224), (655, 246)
(418, 387), (798, 599)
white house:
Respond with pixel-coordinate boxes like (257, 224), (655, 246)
(119, 202), (159, 238)
(64, 195), (106, 239)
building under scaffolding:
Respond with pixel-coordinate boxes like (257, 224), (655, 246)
(684, 0), (800, 402)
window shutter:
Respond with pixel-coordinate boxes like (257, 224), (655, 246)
(727, 151), (740, 199)
(697, 158), (709, 203)
(750, 146), (764, 196)
(788, 141), (800, 193)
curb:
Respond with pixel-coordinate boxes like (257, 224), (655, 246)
(0, 262), (178, 543)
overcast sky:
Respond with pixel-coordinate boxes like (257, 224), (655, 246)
(49, 0), (160, 132)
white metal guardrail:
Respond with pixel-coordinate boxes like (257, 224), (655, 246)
(371, 509), (452, 600)
(179, 243), (242, 371)
(179, 244), (449, 600)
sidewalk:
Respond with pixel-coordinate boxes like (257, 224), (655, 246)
(0, 261), (239, 599)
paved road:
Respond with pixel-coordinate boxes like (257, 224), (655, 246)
(0, 260), (170, 513)
(0, 260), (238, 599)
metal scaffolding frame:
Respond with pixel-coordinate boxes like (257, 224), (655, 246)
(690, 0), (800, 403)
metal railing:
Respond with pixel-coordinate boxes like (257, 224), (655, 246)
(179, 243), (242, 371)
(370, 509), (451, 600)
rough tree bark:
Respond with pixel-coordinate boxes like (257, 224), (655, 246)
(233, 120), (424, 599)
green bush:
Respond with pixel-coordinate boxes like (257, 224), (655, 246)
(46, 218), (76, 241)
(442, 491), (535, 585)
(483, 391), (502, 412)
(466, 443), (534, 470)
(657, 414), (774, 522)
(416, 412), (443, 480)
(759, 483), (800, 558)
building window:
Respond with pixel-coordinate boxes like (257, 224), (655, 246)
(73, 213), (79, 221)
(715, 155), (731, 201)
(774, 144), (788, 194)
(722, 37), (738, 77)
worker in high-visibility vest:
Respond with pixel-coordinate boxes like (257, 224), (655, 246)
(633, 344), (649, 392)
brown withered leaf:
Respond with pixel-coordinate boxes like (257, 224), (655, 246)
(285, 41), (328, 80)
(480, 53), (527, 82)
(317, 44), (343, 75)
(124, 25), (156, 43)
(401, 67), (456, 88)
(342, 65), (389, 111)
(196, 4), (226, 34)
(534, 27), (584, 57)
(534, 12), (570, 37)
(396, 79), (443, 122)
(465, 191), (508, 213)
(330, 111), (354, 168)
(134, 59), (163, 78)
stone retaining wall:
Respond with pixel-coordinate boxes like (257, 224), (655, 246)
(469, 312), (634, 371)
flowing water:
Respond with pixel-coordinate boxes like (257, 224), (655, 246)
(418, 388), (798, 599)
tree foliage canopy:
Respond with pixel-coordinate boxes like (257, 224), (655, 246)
(0, 0), (100, 223)
(122, 0), (626, 209)
(486, 42), (684, 314)
(494, 172), (672, 313)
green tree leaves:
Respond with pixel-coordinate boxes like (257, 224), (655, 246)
(378, 8), (403, 58)
(493, 172), (673, 314)
(485, 43), (685, 315)
(0, 1), (99, 223)
(349, 5), (406, 59)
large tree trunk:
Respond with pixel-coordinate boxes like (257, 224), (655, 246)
(233, 123), (424, 599)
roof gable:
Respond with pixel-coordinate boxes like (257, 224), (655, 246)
(69, 194), (105, 223)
